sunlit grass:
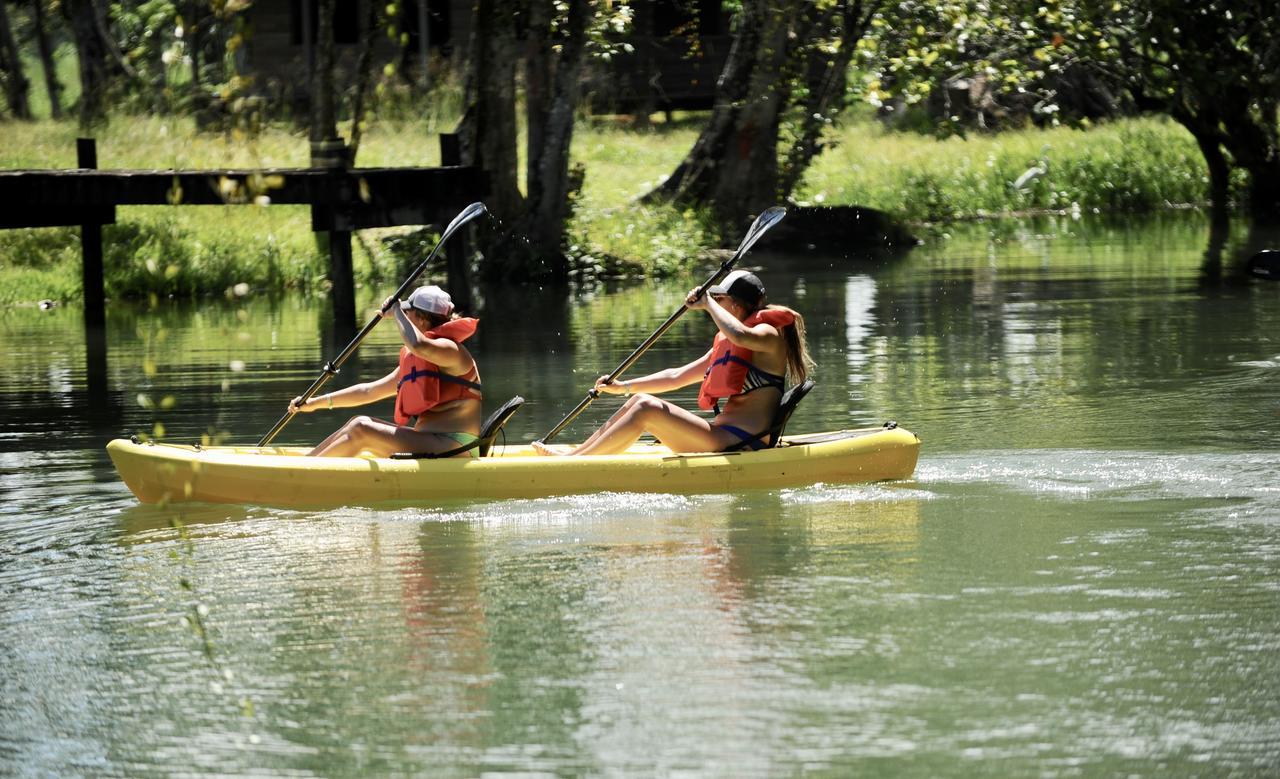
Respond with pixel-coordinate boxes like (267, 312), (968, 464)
(800, 115), (1214, 222)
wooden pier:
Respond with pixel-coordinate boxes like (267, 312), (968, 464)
(0, 137), (487, 396)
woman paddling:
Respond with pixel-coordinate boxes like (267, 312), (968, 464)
(288, 285), (483, 457)
(534, 271), (812, 456)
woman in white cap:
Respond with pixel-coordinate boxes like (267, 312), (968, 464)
(288, 285), (483, 457)
(534, 270), (812, 456)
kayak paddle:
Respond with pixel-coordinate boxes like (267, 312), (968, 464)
(258, 201), (489, 446)
(537, 205), (786, 444)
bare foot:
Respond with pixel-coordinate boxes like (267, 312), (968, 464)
(530, 441), (564, 456)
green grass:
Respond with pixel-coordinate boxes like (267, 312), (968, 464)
(0, 102), (1213, 304)
(798, 114), (1217, 222)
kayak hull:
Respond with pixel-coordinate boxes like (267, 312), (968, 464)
(106, 427), (920, 508)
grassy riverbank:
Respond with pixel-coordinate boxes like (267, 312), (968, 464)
(0, 111), (1211, 304)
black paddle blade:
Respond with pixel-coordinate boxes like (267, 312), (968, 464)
(444, 202), (488, 236)
(1248, 249), (1280, 280)
(734, 206), (787, 258)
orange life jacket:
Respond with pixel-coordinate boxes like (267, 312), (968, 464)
(697, 308), (795, 411)
(394, 317), (482, 426)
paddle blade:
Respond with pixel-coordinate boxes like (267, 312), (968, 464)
(443, 201), (488, 237)
(1248, 249), (1280, 280)
(734, 206), (787, 258)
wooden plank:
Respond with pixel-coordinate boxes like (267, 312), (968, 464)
(0, 166), (485, 211)
(0, 205), (115, 228)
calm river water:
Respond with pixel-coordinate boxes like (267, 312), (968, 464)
(1, 213), (1277, 776)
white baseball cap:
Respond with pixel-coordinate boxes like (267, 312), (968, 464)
(400, 285), (454, 316)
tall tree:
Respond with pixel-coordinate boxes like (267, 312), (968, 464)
(779, 0), (875, 195)
(66, 0), (122, 124)
(30, 0), (63, 118)
(1107, 0), (1280, 222)
(644, 0), (883, 231)
(457, 0), (613, 280)
(0, 0), (33, 118)
(873, 0), (1280, 222)
(311, 0), (338, 143)
(456, 0), (521, 219)
(523, 0), (590, 278)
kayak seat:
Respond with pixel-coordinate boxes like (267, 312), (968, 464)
(391, 395), (525, 459)
(720, 379), (816, 453)
(476, 395), (526, 457)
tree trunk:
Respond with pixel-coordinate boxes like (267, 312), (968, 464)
(67, 0), (114, 125)
(312, 0), (338, 142)
(1214, 91), (1280, 223)
(642, 0), (766, 205)
(456, 0), (521, 219)
(525, 0), (552, 198)
(31, 0), (63, 119)
(347, 0), (382, 161)
(642, 0), (818, 231)
(1174, 108), (1232, 227)
(523, 0), (588, 275)
(188, 0), (205, 112)
(778, 0), (875, 197)
(0, 0), (33, 119)
(706, 3), (796, 228)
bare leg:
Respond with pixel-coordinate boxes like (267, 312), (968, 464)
(542, 395), (740, 456)
(308, 416), (474, 458)
(532, 394), (645, 455)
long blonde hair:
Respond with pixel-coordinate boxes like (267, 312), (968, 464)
(760, 304), (814, 384)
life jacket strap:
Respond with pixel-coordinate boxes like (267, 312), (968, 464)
(397, 366), (483, 394)
(709, 351), (754, 370)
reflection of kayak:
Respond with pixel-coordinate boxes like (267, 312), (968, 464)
(107, 427), (921, 508)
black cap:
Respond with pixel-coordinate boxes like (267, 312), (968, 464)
(708, 270), (766, 308)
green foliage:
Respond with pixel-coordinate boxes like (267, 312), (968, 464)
(583, 0), (636, 61)
(102, 213), (304, 298)
(859, 0), (1105, 129)
(798, 115), (1213, 222)
(569, 118), (717, 276)
(0, 206), (325, 303)
(112, 0), (180, 85)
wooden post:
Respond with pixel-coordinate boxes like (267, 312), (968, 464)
(78, 138), (104, 330)
(76, 136), (109, 393)
(328, 229), (356, 328)
(311, 138), (357, 331)
(438, 132), (473, 311)
(78, 138), (108, 401)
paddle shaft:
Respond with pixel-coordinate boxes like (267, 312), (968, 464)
(258, 202), (486, 446)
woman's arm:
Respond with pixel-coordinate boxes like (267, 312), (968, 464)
(595, 350), (713, 396)
(291, 368), (399, 413)
(702, 296), (780, 351)
(388, 306), (468, 371)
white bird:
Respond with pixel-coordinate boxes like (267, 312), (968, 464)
(1012, 163), (1047, 191)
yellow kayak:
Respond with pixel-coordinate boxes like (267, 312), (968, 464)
(106, 427), (921, 508)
